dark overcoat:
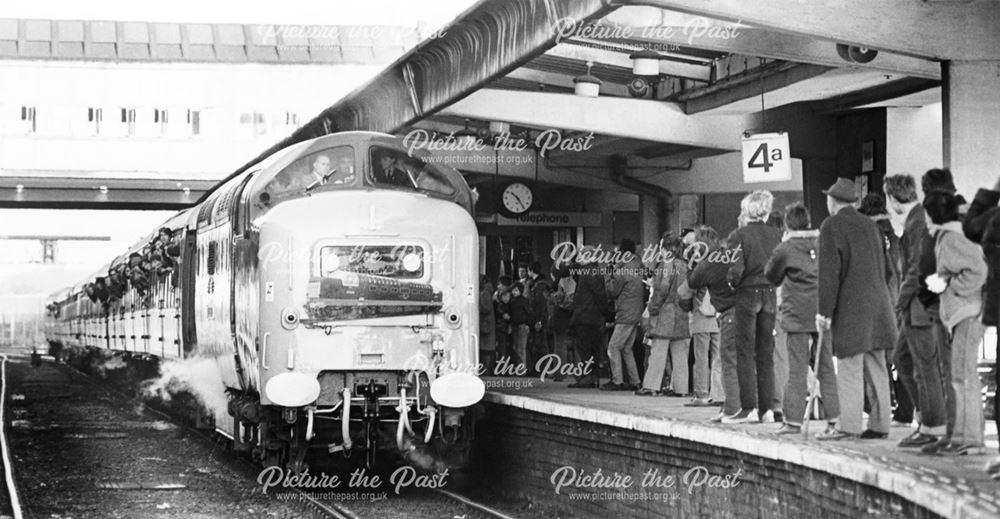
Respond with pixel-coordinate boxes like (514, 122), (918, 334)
(817, 206), (898, 358)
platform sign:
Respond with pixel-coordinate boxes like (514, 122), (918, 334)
(741, 132), (791, 183)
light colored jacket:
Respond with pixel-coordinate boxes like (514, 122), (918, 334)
(645, 258), (690, 339)
(606, 255), (645, 325)
(934, 221), (988, 332)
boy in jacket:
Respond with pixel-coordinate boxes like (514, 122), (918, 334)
(764, 203), (840, 436)
(925, 191), (988, 455)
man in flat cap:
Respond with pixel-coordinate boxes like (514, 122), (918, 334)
(815, 177), (898, 440)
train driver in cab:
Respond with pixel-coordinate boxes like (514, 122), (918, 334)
(330, 154), (356, 185)
(306, 154), (334, 189)
(375, 152), (413, 187)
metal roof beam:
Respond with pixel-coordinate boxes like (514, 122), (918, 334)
(602, 7), (941, 80)
(506, 67), (630, 97)
(678, 62), (833, 114)
(216, 0), (621, 195)
(440, 88), (745, 151)
(547, 41), (711, 82)
(622, 0), (1000, 61)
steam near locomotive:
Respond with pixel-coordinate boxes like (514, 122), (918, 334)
(44, 131), (485, 471)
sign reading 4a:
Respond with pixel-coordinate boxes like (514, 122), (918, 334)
(741, 131), (791, 183)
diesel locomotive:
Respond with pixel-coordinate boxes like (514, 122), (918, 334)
(45, 131), (485, 471)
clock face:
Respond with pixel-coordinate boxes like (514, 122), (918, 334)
(501, 182), (533, 214)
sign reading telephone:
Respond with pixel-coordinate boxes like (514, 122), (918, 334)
(741, 131), (791, 183)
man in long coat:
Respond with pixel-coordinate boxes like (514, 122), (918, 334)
(816, 178), (898, 440)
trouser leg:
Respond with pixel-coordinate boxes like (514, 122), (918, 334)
(692, 332), (711, 399)
(708, 332), (724, 402)
(863, 350), (891, 434)
(670, 338), (691, 394)
(773, 327), (788, 412)
(755, 291), (777, 413)
(836, 354), (864, 434)
(817, 331), (840, 420)
(513, 324), (529, 368)
(734, 290), (761, 410)
(643, 338), (670, 391)
(905, 323), (948, 435)
(783, 332), (810, 427)
(718, 308), (741, 415)
(607, 325), (625, 384)
(950, 318), (986, 446)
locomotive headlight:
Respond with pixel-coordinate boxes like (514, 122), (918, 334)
(401, 252), (421, 273)
(430, 372), (485, 408)
(320, 251), (340, 277)
(265, 372), (321, 407)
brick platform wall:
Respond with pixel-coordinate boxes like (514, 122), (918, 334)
(471, 403), (942, 519)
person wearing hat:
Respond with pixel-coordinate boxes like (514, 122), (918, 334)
(815, 177), (898, 440)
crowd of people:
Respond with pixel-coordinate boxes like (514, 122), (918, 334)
(478, 168), (1000, 477)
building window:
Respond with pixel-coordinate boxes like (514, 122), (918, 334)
(240, 111), (267, 135)
(87, 107), (103, 134)
(20, 105), (36, 133)
(285, 111), (299, 126)
(253, 112), (266, 135)
(153, 108), (168, 135)
(187, 109), (201, 135)
(121, 107), (136, 135)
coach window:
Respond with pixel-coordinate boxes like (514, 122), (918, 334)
(369, 147), (456, 197)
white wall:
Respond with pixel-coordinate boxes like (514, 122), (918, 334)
(0, 60), (383, 178)
(886, 103), (943, 178)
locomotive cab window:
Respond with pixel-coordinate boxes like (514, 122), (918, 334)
(260, 146), (355, 205)
(368, 147), (456, 197)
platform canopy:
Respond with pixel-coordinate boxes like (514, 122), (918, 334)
(209, 0), (979, 199)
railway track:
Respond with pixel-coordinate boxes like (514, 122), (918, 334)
(50, 353), (519, 519)
(0, 354), (25, 519)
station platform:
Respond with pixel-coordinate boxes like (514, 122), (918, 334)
(474, 377), (1000, 519)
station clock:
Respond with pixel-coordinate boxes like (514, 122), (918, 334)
(499, 182), (533, 217)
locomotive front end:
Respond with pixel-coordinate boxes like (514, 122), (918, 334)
(245, 135), (482, 470)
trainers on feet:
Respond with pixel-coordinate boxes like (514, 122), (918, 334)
(684, 397), (715, 407)
(939, 443), (986, 456)
(920, 438), (950, 455)
(898, 431), (938, 448)
(774, 423), (801, 435)
(759, 410), (775, 423)
(986, 456), (1000, 475)
(816, 427), (855, 441)
(721, 408), (759, 424)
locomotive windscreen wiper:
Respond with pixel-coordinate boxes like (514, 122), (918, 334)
(305, 168), (337, 192)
